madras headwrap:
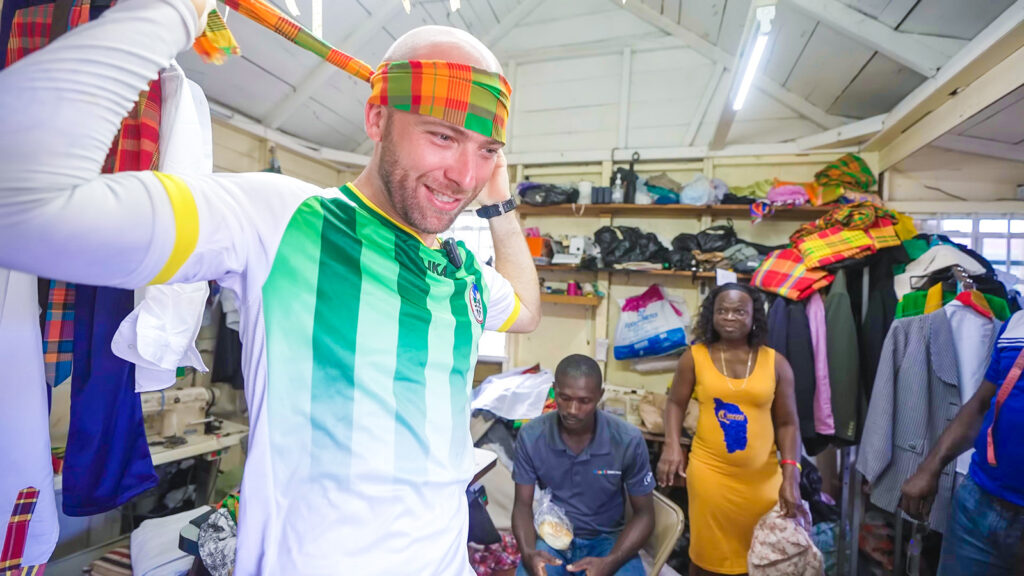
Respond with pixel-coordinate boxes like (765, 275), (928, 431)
(0, 487), (40, 573)
(369, 60), (511, 143)
(751, 248), (834, 301)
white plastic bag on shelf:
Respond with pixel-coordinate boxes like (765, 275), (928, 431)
(613, 284), (690, 360)
(533, 488), (574, 550)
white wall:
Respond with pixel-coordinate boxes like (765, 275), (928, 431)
(888, 146), (1024, 204)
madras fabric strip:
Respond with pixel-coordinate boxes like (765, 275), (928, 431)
(42, 280), (74, 387)
(369, 60), (512, 143)
(815, 153), (876, 192)
(149, 172), (200, 285)
(192, 9), (240, 65)
(0, 488), (40, 571)
(215, 0), (374, 81)
(751, 248), (834, 301)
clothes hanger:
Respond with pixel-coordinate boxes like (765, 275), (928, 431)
(950, 265), (995, 319)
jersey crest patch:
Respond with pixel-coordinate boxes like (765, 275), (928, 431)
(469, 282), (484, 325)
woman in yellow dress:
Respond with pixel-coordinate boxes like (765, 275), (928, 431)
(657, 283), (802, 576)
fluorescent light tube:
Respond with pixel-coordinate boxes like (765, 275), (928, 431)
(732, 33), (768, 111)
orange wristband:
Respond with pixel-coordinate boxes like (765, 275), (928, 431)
(781, 459), (802, 472)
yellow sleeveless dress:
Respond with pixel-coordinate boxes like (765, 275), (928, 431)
(687, 343), (782, 574)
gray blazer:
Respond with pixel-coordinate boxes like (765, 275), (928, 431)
(857, 310), (960, 533)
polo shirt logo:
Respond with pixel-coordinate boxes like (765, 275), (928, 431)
(593, 469), (621, 475)
(426, 260), (448, 276)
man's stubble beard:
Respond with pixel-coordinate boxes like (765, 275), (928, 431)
(377, 125), (475, 235)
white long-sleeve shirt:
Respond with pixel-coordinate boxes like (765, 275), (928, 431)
(0, 2), (519, 573)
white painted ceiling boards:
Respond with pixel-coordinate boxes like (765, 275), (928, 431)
(180, 0), (1019, 162)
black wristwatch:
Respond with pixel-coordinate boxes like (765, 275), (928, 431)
(475, 197), (517, 219)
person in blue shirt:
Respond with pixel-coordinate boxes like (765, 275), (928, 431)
(512, 355), (655, 576)
(902, 312), (1024, 575)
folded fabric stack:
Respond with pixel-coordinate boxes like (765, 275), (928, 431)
(753, 202), (909, 301)
(751, 248), (835, 301)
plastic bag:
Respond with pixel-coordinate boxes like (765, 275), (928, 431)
(533, 488), (574, 550)
(613, 285), (689, 360)
(680, 174), (713, 205)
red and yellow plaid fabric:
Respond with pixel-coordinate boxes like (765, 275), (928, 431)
(866, 219), (900, 250)
(5, 1), (90, 67)
(0, 488), (40, 573)
(103, 77), (162, 173)
(751, 249), (834, 301)
(796, 226), (875, 269)
(369, 60), (512, 143)
(796, 218), (901, 269)
(790, 201), (898, 244)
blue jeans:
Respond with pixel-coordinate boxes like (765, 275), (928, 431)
(938, 474), (1024, 576)
(515, 534), (645, 576)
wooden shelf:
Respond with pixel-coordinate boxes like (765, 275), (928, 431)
(540, 294), (603, 306)
(518, 203), (833, 220)
(536, 264), (751, 280)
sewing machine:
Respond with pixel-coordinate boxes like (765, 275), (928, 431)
(141, 387), (217, 441)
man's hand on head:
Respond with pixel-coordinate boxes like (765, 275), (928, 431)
(477, 150), (511, 206)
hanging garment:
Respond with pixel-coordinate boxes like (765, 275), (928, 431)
(805, 292), (835, 436)
(894, 245), (987, 299)
(858, 311), (961, 533)
(859, 246), (910, 401)
(945, 300), (1001, 475)
(826, 270), (861, 444)
(0, 270), (59, 566)
(768, 298), (829, 454)
(63, 285), (158, 515)
(210, 295), (244, 391)
(112, 63), (210, 393)
(896, 290), (1010, 321)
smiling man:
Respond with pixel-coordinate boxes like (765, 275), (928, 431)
(0, 0), (540, 573)
(512, 355), (654, 576)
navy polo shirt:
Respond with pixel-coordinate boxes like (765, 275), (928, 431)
(513, 410), (655, 539)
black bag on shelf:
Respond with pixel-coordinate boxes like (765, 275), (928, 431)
(671, 232), (701, 253)
(518, 183), (579, 206)
(666, 249), (697, 271)
(696, 221), (738, 252)
(594, 226), (667, 265)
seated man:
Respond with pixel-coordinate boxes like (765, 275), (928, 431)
(512, 355), (655, 576)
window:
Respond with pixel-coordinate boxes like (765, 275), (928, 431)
(447, 211), (506, 362)
(911, 214), (1024, 288)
